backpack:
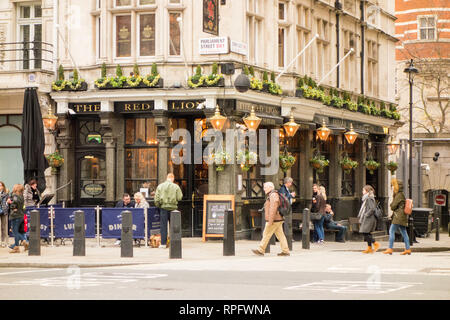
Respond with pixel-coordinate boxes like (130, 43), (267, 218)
(271, 191), (290, 217)
(374, 202), (383, 231)
(404, 199), (413, 215)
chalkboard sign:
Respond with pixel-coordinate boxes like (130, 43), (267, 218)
(202, 195), (235, 242)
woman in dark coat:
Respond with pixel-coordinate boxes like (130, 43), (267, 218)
(8, 184), (28, 253)
(358, 185), (380, 253)
(383, 178), (411, 255)
(311, 184), (326, 243)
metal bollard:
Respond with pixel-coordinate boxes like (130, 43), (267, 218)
(435, 217), (440, 241)
(223, 209), (235, 256)
(408, 216), (414, 246)
(73, 210), (85, 256)
(28, 210), (40, 256)
(170, 210), (182, 259)
(121, 210), (133, 258)
(302, 208), (310, 250)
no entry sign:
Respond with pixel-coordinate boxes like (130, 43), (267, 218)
(434, 194), (446, 206)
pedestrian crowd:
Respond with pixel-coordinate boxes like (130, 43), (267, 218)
(0, 174), (412, 256)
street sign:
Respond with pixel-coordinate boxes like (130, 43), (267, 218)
(199, 37), (229, 55)
(434, 194), (446, 206)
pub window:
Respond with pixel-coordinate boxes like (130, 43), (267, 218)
(168, 118), (189, 200)
(115, 15), (132, 58)
(124, 118), (158, 197)
(139, 13), (156, 57)
(312, 133), (330, 193)
(78, 119), (105, 146)
(341, 139), (358, 197)
(169, 12), (181, 56)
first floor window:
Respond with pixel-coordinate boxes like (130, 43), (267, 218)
(139, 14), (156, 56)
(278, 27), (285, 68)
(116, 15), (132, 57)
(169, 12), (181, 56)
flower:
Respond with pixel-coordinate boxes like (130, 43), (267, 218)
(236, 150), (258, 171)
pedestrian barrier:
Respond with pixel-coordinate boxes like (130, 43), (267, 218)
(54, 208), (96, 238)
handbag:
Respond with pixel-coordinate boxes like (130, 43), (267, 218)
(404, 199), (413, 215)
(310, 212), (323, 221)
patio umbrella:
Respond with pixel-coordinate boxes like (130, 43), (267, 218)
(21, 87), (48, 193)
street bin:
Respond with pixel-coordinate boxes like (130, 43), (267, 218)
(412, 208), (433, 237)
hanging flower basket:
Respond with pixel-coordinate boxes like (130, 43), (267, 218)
(236, 150), (258, 172)
(280, 152), (296, 173)
(309, 155), (329, 173)
(209, 150), (231, 172)
(339, 156), (358, 174)
(364, 159), (380, 175)
(387, 161), (398, 175)
(46, 151), (64, 173)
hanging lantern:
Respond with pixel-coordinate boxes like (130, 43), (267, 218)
(42, 106), (58, 131)
(243, 106), (261, 131)
(209, 105), (227, 131)
(283, 110), (300, 138)
(317, 119), (331, 141)
(344, 123), (358, 145)
(386, 137), (400, 155)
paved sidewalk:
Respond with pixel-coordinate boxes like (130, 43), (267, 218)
(0, 234), (448, 268)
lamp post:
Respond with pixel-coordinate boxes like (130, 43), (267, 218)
(404, 59), (418, 246)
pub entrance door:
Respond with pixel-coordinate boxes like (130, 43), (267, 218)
(169, 116), (209, 237)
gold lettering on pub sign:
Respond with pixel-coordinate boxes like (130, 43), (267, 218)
(124, 103), (153, 111)
(71, 103), (101, 113)
(169, 100), (205, 111)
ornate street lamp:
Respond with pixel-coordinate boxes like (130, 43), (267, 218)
(209, 105), (227, 131)
(283, 110), (299, 138)
(344, 123), (358, 145)
(42, 106), (58, 133)
(386, 136), (400, 155)
(243, 106), (261, 131)
(317, 119), (331, 141)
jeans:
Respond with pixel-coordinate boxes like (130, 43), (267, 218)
(258, 221), (289, 254)
(313, 216), (325, 242)
(389, 223), (410, 250)
(10, 217), (26, 248)
(160, 209), (171, 245)
(326, 223), (347, 241)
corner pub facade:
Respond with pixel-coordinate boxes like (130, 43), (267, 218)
(46, 0), (398, 239)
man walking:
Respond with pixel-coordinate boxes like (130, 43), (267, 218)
(155, 173), (183, 248)
(279, 177), (295, 243)
(252, 182), (290, 256)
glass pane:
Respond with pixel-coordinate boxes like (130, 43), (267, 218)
(278, 3), (285, 20)
(116, 15), (131, 57)
(140, 14), (155, 56)
(116, 0), (131, 6)
(125, 180), (157, 198)
(0, 148), (24, 190)
(135, 118), (146, 144)
(125, 149), (158, 180)
(428, 17), (435, 27)
(140, 0), (156, 4)
(34, 5), (42, 18)
(278, 28), (285, 67)
(419, 18), (426, 27)
(34, 24), (42, 69)
(80, 157), (106, 199)
(125, 119), (135, 144)
(8, 115), (22, 129)
(428, 29), (434, 40)
(21, 6), (31, 19)
(169, 13), (181, 56)
(420, 29), (427, 40)
(21, 25), (30, 70)
(146, 118), (157, 144)
(0, 116), (7, 126)
(0, 126), (21, 146)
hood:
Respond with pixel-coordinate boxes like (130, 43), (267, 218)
(397, 180), (404, 192)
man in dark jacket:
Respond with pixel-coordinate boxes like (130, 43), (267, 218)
(324, 204), (347, 242)
(279, 177), (295, 242)
(114, 193), (135, 245)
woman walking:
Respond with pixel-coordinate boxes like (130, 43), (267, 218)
(311, 184), (326, 243)
(0, 181), (9, 248)
(383, 178), (411, 255)
(8, 184), (28, 253)
(358, 185), (380, 253)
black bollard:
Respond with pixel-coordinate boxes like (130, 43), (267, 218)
(121, 210), (133, 258)
(170, 210), (182, 259)
(408, 216), (414, 246)
(435, 217), (440, 241)
(28, 210), (40, 256)
(73, 210), (85, 256)
(302, 208), (310, 249)
(223, 209), (235, 256)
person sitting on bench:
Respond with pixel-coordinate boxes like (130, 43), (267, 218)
(324, 204), (347, 243)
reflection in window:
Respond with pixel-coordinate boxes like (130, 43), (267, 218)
(140, 0), (156, 4)
(116, 15), (131, 57)
(140, 14), (155, 56)
(116, 0), (131, 6)
(169, 12), (181, 56)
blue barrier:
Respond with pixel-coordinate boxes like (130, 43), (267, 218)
(102, 208), (145, 239)
(148, 207), (160, 235)
(53, 208), (96, 238)
(9, 208), (50, 238)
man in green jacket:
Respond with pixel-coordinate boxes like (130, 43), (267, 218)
(155, 173), (183, 248)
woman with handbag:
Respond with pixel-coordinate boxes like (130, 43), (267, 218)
(7, 184), (28, 253)
(383, 178), (411, 255)
(358, 185), (380, 253)
(311, 184), (326, 243)
(0, 181), (9, 248)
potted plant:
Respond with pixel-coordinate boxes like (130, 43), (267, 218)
(247, 66), (263, 90)
(188, 63), (224, 88)
(209, 150), (232, 172)
(46, 150), (64, 173)
(309, 153), (329, 173)
(280, 151), (296, 173)
(387, 161), (398, 175)
(339, 155), (358, 174)
(142, 63), (163, 88)
(236, 150), (258, 172)
(52, 65), (88, 91)
(364, 158), (380, 174)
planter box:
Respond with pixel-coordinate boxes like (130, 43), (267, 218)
(262, 83), (270, 93)
(57, 81), (88, 92)
(96, 78), (164, 90)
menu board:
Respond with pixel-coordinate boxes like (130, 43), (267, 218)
(202, 195), (235, 242)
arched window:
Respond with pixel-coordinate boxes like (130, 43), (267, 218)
(0, 115), (23, 190)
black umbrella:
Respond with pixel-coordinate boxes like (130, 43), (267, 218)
(21, 87), (49, 193)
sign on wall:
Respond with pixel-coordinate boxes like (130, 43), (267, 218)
(114, 101), (155, 113)
(199, 37), (229, 55)
(168, 100), (205, 111)
(69, 103), (101, 113)
(230, 40), (248, 56)
(203, 0), (219, 36)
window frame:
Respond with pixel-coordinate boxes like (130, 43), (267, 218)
(167, 10), (182, 59)
(418, 15), (436, 41)
(16, 2), (42, 70)
(137, 12), (157, 58)
(113, 13), (133, 60)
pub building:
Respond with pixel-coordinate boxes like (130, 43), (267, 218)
(50, 82), (398, 239)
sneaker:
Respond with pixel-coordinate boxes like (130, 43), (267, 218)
(9, 246), (20, 253)
(251, 249), (264, 256)
(114, 240), (121, 246)
(319, 240), (324, 244)
(277, 252), (290, 256)
(159, 244), (167, 248)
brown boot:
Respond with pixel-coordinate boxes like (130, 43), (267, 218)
(383, 248), (393, 255)
(373, 241), (380, 252)
(400, 249), (411, 255)
(22, 241), (29, 251)
(362, 246), (373, 254)
(9, 246), (20, 253)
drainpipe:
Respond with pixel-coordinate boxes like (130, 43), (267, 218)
(360, 0), (365, 95)
(335, 1), (341, 88)
(53, 0), (58, 79)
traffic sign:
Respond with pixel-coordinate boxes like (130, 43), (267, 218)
(434, 194), (446, 206)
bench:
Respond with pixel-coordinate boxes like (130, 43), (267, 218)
(292, 212), (342, 241)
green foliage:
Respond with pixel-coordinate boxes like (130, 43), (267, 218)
(270, 72), (276, 82)
(243, 65), (250, 76)
(195, 65), (202, 76)
(133, 63), (140, 76)
(116, 64), (123, 77)
(309, 154), (330, 173)
(73, 69), (79, 82)
(263, 71), (269, 82)
(151, 63), (158, 76)
(101, 62), (107, 78)
(212, 62), (218, 75)
(249, 66), (255, 76)
(58, 65), (64, 81)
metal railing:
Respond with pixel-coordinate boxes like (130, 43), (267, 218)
(0, 41), (53, 71)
